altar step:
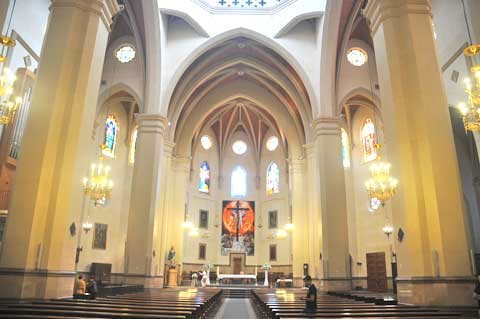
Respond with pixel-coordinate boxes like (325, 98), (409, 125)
(222, 288), (252, 298)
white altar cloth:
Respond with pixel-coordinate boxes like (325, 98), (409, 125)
(217, 274), (257, 280)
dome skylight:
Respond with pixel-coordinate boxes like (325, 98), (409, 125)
(116, 45), (136, 63)
(232, 140), (247, 155)
(201, 0), (287, 10)
(347, 47), (368, 67)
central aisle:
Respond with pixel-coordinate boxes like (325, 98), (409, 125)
(214, 298), (257, 319)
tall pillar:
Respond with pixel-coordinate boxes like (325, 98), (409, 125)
(313, 118), (350, 291)
(365, 0), (474, 306)
(124, 114), (168, 287)
(289, 158), (308, 282)
(0, 0), (118, 299)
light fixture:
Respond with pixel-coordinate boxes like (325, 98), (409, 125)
(82, 145), (114, 206)
(201, 135), (212, 150)
(0, 68), (22, 125)
(232, 140), (247, 155)
(276, 228), (288, 239)
(181, 220), (194, 229)
(266, 136), (279, 151)
(284, 223), (294, 232)
(82, 219), (93, 233)
(365, 148), (398, 206)
(0, 2), (17, 63)
(189, 227), (199, 237)
(115, 44), (136, 63)
(382, 225), (394, 238)
(347, 47), (368, 67)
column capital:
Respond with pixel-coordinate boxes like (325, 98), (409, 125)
(137, 114), (169, 135)
(51, 0), (120, 32)
(163, 140), (176, 157)
(303, 143), (317, 159)
(287, 158), (305, 174)
(364, 0), (432, 36)
(312, 117), (341, 137)
(173, 156), (191, 173)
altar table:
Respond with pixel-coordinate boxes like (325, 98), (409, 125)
(217, 274), (257, 285)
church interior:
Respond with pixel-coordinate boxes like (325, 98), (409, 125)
(0, 0), (479, 318)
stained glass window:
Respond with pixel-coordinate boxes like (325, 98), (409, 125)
(129, 128), (138, 164)
(341, 129), (350, 168)
(199, 161), (211, 193)
(231, 166), (247, 198)
(103, 114), (118, 157)
(266, 162), (280, 195)
(361, 118), (377, 163)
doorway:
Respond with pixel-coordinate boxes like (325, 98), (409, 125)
(366, 252), (387, 292)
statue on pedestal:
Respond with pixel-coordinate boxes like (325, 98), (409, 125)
(167, 246), (178, 286)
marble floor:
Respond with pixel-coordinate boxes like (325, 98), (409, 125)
(214, 298), (257, 319)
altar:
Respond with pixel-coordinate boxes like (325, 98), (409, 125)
(217, 274), (257, 285)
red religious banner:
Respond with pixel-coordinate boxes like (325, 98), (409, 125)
(221, 200), (255, 256)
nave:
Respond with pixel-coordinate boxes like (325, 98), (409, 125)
(0, 287), (476, 319)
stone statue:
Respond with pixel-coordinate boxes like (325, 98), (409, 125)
(167, 246), (176, 269)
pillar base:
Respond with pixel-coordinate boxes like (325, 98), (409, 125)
(0, 268), (75, 299)
(121, 274), (164, 288)
(396, 277), (475, 306)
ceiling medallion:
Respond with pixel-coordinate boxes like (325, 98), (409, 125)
(347, 47), (368, 67)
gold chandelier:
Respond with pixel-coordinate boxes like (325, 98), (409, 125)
(0, 35), (15, 63)
(82, 145), (114, 206)
(365, 148), (398, 206)
(0, 68), (22, 125)
(458, 44), (480, 132)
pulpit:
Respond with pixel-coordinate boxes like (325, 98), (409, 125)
(168, 268), (178, 287)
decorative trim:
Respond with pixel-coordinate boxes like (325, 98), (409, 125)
(396, 276), (475, 284)
(364, 0), (432, 36)
(50, 0), (120, 32)
(312, 118), (341, 137)
(137, 114), (169, 135)
(0, 268), (76, 277)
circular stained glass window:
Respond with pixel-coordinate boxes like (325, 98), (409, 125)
(232, 140), (247, 155)
(368, 197), (381, 213)
(266, 136), (279, 151)
(201, 135), (212, 150)
(347, 47), (368, 67)
(116, 45), (136, 63)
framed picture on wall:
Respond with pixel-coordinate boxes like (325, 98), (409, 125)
(268, 210), (278, 229)
(93, 223), (108, 250)
(199, 210), (209, 229)
(270, 244), (277, 261)
(199, 243), (207, 260)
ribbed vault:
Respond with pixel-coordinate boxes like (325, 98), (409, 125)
(168, 37), (312, 158)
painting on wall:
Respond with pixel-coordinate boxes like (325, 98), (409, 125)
(199, 210), (209, 229)
(199, 243), (206, 260)
(270, 244), (277, 261)
(221, 200), (255, 256)
(268, 210), (278, 229)
(93, 223), (108, 250)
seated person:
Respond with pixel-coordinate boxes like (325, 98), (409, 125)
(300, 275), (317, 314)
(86, 275), (98, 299)
(73, 275), (86, 298)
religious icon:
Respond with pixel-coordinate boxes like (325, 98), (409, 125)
(92, 223), (107, 250)
(199, 210), (209, 229)
(221, 200), (255, 256)
(268, 211), (278, 229)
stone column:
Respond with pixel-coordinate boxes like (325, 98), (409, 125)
(365, 0), (474, 306)
(289, 158), (308, 282)
(0, 0), (118, 299)
(124, 114), (168, 287)
(313, 118), (350, 291)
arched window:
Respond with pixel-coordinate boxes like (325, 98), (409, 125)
(231, 166), (247, 198)
(199, 161), (211, 193)
(129, 128), (138, 164)
(266, 162), (280, 195)
(103, 114), (118, 157)
(361, 118), (377, 163)
(341, 129), (350, 168)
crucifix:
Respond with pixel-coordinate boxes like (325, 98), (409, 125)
(227, 201), (249, 241)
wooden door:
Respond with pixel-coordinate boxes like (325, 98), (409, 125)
(233, 257), (242, 274)
(366, 252), (387, 292)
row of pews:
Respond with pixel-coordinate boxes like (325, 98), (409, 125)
(251, 288), (477, 319)
(0, 287), (222, 319)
